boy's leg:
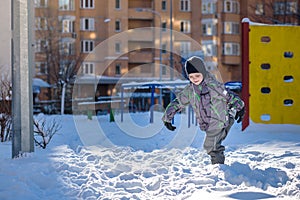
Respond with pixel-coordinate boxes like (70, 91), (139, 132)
(204, 118), (234, 164)
(204, 129), (226, 164)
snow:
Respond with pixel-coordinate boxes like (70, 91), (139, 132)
(32, 78), (51, 88)
(1, 112), (300, 200)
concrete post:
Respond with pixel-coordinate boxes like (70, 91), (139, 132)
(11, 0), (34, 158)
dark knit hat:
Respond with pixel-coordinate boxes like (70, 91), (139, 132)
(185, 56), (208, 78)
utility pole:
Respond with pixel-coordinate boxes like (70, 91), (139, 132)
(135, 8), (162, 80)
(11, 0), (34, 158)
(170, 0), (174, 80)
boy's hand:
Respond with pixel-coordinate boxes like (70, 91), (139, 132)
(164, 122), (176, 131)
(235, 107), (245, 123)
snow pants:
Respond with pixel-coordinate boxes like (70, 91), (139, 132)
(203, 117), (234, 164)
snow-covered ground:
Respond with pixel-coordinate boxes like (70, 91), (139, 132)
(0, 112), (300, 200)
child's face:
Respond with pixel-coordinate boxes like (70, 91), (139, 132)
(188, 73), (203, 85)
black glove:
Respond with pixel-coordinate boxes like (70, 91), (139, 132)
(235, 107), (245, 123)
(164, 122), (176, 131)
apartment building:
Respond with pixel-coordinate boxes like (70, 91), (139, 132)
(242, 0), (299, 25)
(33, 0), (299, 108)
(0, 0), (11, 74)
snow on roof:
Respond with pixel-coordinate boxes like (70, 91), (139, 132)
(33, 78), (51, 88)
(121, 79), (189, 88)
(225, 81), (242, 90)
(74, 75), (189, 87)
(242, 17), (297, 26)
(74, 75), (172, 85)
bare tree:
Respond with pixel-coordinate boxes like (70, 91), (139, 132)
(35, 5), (84, 114)
(33, 118), (61, 149)
(0, 66), (12, 142)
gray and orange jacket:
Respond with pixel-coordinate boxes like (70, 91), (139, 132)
(162, 74), (244, 132)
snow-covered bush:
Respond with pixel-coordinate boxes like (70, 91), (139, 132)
(0, 68), (12, 142)
(33, 117), (61, 149)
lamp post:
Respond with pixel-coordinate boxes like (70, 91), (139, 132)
(170, 0), (174, 81)
(136, 8), (162, 81)
(136, 8), (163, 119)
(94, 18), (111, 100)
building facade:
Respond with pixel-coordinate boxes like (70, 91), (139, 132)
(0, 0), (11, 74)
(33, 0), (299, 108)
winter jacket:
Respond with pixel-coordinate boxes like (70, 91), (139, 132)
(162, 74), (244, 132)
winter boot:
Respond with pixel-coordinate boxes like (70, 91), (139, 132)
(210, 151), (225, 164)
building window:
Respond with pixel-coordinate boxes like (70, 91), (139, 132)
(35, 62), (48, 75)
(224, 22), (239, 34)
(59, 0), (75, 10)
(81, 40), (94, 53)
(180, 0), (190, 11)
(275, 2), (298, 15)
(202, 23), (216, 36)
(115, 20), (121, 32)
(62, 19), (75, 33)
(202, 40), (217, 57)
(36, 40), (48, 52)
(162, 44), (167, 53)
(80, 18), (95, 31)
(162, 65), (166, 75)
(204, 61), (217, 71)
(286, 2), (298, 14)
(202, 1), (216, 14)
(162, 22), (167, 31)
(81, 62), (94, 74)
(180, 20), (190, 33)
(80, 0), (94, 9)
(34, 0), (48, 7)
(224, 0), (239, 14)
(180, 42), (191, 54)
(162, 0), (167, 10)
(223, 42), (240, 56)
(274, 2), (285, 15)
(115, 42), (121, 53)
(202, 19), (217, 36)
(60, 42), (75, 55)
(35, 17), (47, 30)
(115, 63), (121, 75)
(116, 0), (121, 9)
(255, 3), (264, 15)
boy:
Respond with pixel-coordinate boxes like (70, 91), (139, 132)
(162, 56), (245, 164)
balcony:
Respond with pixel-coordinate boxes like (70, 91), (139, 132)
(128, 50), (153, 63)
(128, 19), (153, 29)
(128, 8), (154, 20)
(127, 28), (154, 42)
(221, 55), (240, 65)
(128, 0), (152, 9)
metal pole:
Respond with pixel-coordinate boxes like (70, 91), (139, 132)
(11, 0), (34, 158)
(241, 19), (250, 131)
(157, 13), (163, 106)
(188, 105), (191, 128)
(170, 0), (174, 80)
(135, 8), (162, 80)
(150, 85), (155, 123)
(135, 8), (163, 105)
(121, 86), (124, 122)
(158, 15), (162, 81)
